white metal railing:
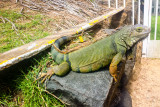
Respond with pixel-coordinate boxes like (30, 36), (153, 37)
(108, 0), (125, 9)
(107, 0), (160, 57)
(138, 0), (140, 24)
(142, 0), (160, 57)
(116, 0), (118, 9)
(108, 0), (110, 8)
(154, 0), (159, 40)
(148, 0), (152, 41)
(123, 0), (126, 7)
(107, 0), (135, 25)
(142, 0), (150, 56)
(132, 0), (135, 25)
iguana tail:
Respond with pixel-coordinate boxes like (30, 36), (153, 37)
(51, 36), (73, 64)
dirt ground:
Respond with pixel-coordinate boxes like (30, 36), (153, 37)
(127, 58), (160, 107)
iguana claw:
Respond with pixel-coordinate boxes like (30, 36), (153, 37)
(39, 68), (54, 83)
(112, 75), (118, 83)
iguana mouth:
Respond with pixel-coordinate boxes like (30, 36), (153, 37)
(132, 24), (151, 39)
(142, 27), (151, 35)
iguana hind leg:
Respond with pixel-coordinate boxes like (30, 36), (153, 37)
(40, 62), (70, 83)
(109, 53), (123, 82)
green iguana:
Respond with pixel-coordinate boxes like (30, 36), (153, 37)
(40, 24), (151, 82)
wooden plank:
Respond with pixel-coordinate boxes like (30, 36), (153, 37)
(0, 7), (124, 71)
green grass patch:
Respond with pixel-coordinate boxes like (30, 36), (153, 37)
(0, 52), (64, 107)
(150, 15), (160, 40)
(17, 55), (63, 107)
(0, 9), (54, 53)
(0, 30), (95, 107)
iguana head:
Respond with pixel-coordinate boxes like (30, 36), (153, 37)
(123, 24), (151, 47)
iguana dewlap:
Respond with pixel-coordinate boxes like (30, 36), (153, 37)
(42, 24), (151, 82)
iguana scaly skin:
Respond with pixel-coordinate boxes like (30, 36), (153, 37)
(41, 24), (151, 82)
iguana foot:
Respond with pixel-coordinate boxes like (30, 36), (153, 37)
(112, 74), (118, 83)
(39, 67), (54, 83)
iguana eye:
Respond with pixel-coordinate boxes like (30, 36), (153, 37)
(136, 27), (143, 32)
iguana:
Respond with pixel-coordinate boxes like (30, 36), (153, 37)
(40, 24), (151, 82)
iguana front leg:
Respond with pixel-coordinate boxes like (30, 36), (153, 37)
(109, 53), (123, 82)
(40, 62), (70, 83)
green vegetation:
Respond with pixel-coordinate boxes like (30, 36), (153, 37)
(17, 54), (64, 107)
(0, 52), (64, 107)
(0, 9), (54, 53)
(150, 15), (160, 40)
(0, 9), (63, 105)
(89, 0), (95, 2)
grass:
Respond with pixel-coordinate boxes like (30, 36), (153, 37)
(0, 30), (94, 107)
(0, 9), (54, 53)
(0, 52), (64, 107)
(0, 9), (64, 105)
(150, 15), (160, 40)
(0, 25), (94, 106)
(16, 54), (64, 107)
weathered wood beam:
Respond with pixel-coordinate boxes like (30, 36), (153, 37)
(0, 7), (124, 71)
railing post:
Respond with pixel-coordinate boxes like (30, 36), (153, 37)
(123, 0), (126, 7)
(116, 0), (118, 9)
(138, 0), (140, 24)
(143, 0), (151, 57)
(148, 0), (152, 42)
(154, 0), (159, 40)
(108, 0), (110, 8)
(132, 0), (134, 25)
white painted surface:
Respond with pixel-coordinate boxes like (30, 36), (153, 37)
(108, 0), (110, 8)
(123, 0), (126, 7)
(116, 0), (118, 8)
(132, 0), (135, 25)
(27, 43), (36, 50)
(154, 0), (159, 40)
(138, 0), (140, 24)
(143, 0), (160, 58)
(147, 40), (160, 58)
(142, 0), (150, 57)
(148, 0), (152, 41)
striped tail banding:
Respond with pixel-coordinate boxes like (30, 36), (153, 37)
(51, 36), (73, 64)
